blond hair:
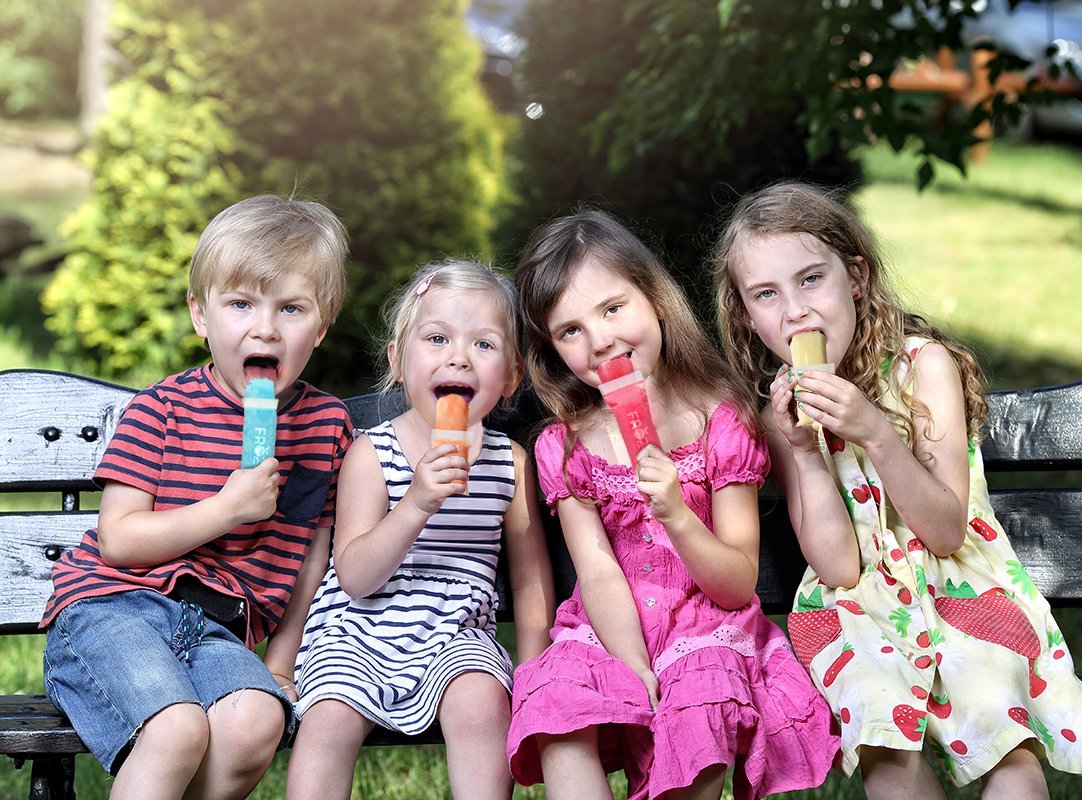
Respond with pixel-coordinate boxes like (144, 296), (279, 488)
(714, 181), (988, 442)
(378, 258), (522, 397)
(189, 194), (348, 325)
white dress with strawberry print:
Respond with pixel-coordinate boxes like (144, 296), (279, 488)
(786, 337), (1082, 785)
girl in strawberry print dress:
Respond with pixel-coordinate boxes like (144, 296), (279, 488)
(714, 181), (1082, 798)
(506, 209), (838, 800)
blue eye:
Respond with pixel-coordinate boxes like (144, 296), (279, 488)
(477, 340), (494, 351)
(429, 334), (447, 345)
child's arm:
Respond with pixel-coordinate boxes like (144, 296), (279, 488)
(331, 434), (465, 599)
(793, 343), (970, 557)
(558, 494), (659, 708)
(96, 458), (281, 568)
(636, 446), (760, 609)
(261, 524), (331, 700)
(764, 368), (862, 587)
(502, 442), (556, 664)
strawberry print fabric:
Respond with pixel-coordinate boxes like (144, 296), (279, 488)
(787, 337), (1082, 784)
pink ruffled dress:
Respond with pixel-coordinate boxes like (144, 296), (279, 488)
(507, 403), (839, 800)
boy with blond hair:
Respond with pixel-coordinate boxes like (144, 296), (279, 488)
(41, 195), (353, 800)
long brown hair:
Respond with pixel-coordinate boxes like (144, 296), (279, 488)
(714, 182), (988, 442)
(516, 208), (759, 457)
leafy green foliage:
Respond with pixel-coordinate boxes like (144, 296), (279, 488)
(43, 3), (244, 381)
(501, 0), (859, 317)
(0, 0), (82, 118)
(44, 0), (505, 393)
(597, 0), (1051, 192)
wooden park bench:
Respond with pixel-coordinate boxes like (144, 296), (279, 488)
(1, 368), (1080, 799)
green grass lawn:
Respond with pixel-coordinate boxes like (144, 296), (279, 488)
(855, 140), (1082, 389)
(1, 134), (1081, 798)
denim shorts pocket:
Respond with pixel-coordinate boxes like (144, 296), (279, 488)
(278, 463), (332, 521)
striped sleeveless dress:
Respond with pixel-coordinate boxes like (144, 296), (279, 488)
(294, 421), (515, 733)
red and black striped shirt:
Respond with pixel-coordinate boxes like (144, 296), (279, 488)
(40, 365), (352, 646)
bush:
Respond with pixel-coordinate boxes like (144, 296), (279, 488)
(0, 0), (82, 119)
(44, 0), (506, 393)
(43, 2), (244, 382)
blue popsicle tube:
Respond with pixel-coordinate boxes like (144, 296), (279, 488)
(241, 378), (277, 468)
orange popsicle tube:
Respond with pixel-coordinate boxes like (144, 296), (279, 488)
(598, 354), (661, 460)
(433, 393), (470, 487)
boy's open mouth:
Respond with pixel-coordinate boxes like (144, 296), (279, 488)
(244, 356), (279, 383)
(434, 385), (474, 403)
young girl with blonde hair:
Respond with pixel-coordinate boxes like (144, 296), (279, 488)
(288, 259), (555, 800)
(715, 181), (1082, 798)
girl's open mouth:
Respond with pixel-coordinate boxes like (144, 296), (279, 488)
(434, 385), (475, 403)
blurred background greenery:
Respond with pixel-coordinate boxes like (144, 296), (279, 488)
(1, 0), (1080, 797)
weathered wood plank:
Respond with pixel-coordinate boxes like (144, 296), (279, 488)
(0, 370), (133, 490)
(984, 382), (1082, 470)
(0, 697), (86, 756)
(0, 514), (91, 631)
(0, 693), (442, 754)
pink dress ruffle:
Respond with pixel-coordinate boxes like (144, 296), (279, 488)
(507, 404), (839, 799)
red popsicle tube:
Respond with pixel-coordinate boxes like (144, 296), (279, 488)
(597, 354), (661, 460)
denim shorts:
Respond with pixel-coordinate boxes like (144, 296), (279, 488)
(43, 590), (295, 774)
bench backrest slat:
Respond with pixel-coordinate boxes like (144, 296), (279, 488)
(2, 369), (1080, 632)
(0, 369), (132, 490)
(983, 381), (1082, 471)
(0, 514), (92, 632)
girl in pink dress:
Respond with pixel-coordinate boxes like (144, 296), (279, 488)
(506, 209), (838, 800)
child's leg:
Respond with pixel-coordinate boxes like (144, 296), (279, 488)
(437, 671), (514, 800)
(860, 747), (948, 800)
(979, 742), (1049, 800)
(109, 703), (210, 800)
(184, 688), (285, 800)
(663, 763), (727, 800)
(286, 698), (375, 800)
(537, 728), (614, 800)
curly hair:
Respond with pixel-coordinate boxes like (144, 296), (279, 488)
(713, 181), (988, 444)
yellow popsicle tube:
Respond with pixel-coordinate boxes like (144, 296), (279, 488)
(789, 331), (834, 429)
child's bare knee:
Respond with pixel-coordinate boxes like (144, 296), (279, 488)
(209, 689), (284, 763)
(438, 673), (510, 737)
(142, 702), (210, 764)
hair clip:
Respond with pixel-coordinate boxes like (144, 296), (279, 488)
(415, 269), (442, 297)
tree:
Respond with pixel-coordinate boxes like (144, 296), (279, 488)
(599, 0), (1048, 191)
(0, 0), (83, 118)
(44, 0), (506, 393)
(501, 0), (859, 311)
(501, 0), (1060, 322)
